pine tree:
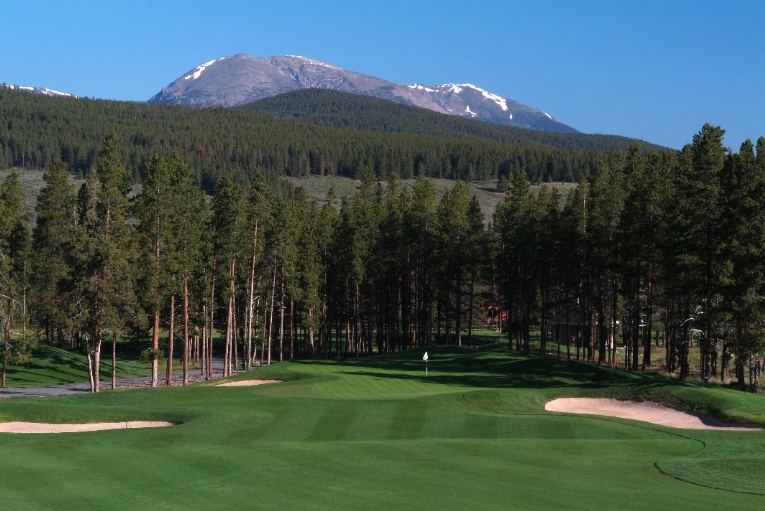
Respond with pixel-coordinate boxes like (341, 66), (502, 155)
(464, 195), (487, 346)
(31, 160), (77, 344)
(672, 124), (726, 381)
(409, 177), (438, 347)
(493, 170), (534, 350)
(436, 180), (473, 346)
(0, 169), (31, 387)
(719, 137), (765, 389)
(164, 154), (208, 385)
(73, 133), (138, 392)
(134, 154), (171, 387)
(586, 160), (624, 364)
(210, 176), (247, 375)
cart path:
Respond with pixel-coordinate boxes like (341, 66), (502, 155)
(0, 358), (234, 398)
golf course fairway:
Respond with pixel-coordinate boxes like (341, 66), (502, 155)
(0, 345), (762, 510)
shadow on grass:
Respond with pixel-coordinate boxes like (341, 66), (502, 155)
(4, 345), (149, 387)
(293, 345), (685, 392)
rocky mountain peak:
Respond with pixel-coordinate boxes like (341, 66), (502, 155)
(149, 54), (577, 133)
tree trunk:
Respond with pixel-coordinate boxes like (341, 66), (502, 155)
(642, 249), (654, 369)
(151, 311), (160, 387)
(166, 293), (175, 385)
(267, 263), (277, 366)
(202, 303), (208, 380)
(182, 274), (190, 385)
(208, 259), (216, 379)
(86, 336), (95, 393)
(93, 331), (102, 393)
(279, 266), (285, 363)
(152, 209), (161, 386)
(111, 332), (117, 390)
(225, 259), (235, 377)
(289, 297), (295, 361)
(246, 222), (259, 370)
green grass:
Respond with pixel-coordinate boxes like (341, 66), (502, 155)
(0, 345), (762, 510)
(1, 344), (151, 387)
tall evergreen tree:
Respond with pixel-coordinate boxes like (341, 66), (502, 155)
(586, 160), (624, 364)
(0, 169), (31, 387)
(31, 160), (77, 344)
(408, 177), (438, 347)
(210, 176), (247, 375)
(435, 180), (480, 346)
(718, 137), (765, 389)
(493, 170), (534, 350)
(73, 133), (138, 392)
(673, 124), (726, 381)
(134, 154), (172, 387)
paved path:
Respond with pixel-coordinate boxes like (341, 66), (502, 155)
(0, 358), (230, 398)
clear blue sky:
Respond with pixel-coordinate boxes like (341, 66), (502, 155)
(2, 0), (763, 150)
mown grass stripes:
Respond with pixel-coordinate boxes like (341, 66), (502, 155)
(0, 345), (761, 509)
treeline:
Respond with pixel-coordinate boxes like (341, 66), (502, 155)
(494, 125), (765, 391)
(0, 133), (491, 391)
(0, 87), (664, 190)
(1, 125), (762, 393)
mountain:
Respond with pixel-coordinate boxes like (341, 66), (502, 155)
(149, 54), (577, 133)
(1, 83), (74, 98)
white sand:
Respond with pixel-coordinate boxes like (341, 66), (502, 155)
(0, 421), (174, 434)
(545, 398), (763, 431)
(216, 379), (283, 387)
(0, 379), (285, 433)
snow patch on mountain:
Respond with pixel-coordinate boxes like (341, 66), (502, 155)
(408, 84), (437, 93)
(460, 83), (508, 111)
(2, 83), (73, 97)
(184, 58), (222, 80)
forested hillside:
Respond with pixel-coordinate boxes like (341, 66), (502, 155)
(241, 88), (668, 152)
(0, 87), (666, 191)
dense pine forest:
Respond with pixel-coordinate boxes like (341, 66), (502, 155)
(0, 87), (663, 190)
(0, 85), (763, 394)
(240, 88), (668, 152)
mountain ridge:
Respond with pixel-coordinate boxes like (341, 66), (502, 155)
(149, 54), (578, 134)
(1, 83), (74, 98)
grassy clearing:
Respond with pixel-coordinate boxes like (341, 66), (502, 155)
(1, 344), (151, 387)
(0, 167), (84, 225)
(0, 345), (762, 509)
(284, 175), (576, 220)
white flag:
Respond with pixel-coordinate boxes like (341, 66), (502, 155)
(423, 352), (428, 361)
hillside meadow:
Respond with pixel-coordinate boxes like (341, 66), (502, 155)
(0, 345), (762, 510)
(284, 174), (577, 219)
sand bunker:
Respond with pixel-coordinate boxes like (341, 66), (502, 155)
(0, 421), (174, 434)
(545, 398), (763, 431)
(216, 379), (283, 387)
